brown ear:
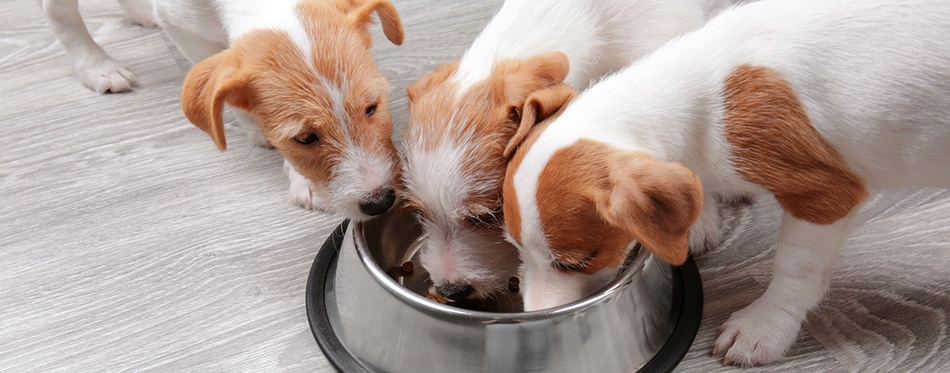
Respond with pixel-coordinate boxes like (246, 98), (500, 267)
(180, 50), (251, 151)
(495, 51), (570, 107)
(503, 83), (577, 158)
(594, 153), (703, 265)
(406, 61), (459, 103)
(348, 0), (404, 45)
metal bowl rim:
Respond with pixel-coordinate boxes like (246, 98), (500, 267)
(352, 219), (657, 321)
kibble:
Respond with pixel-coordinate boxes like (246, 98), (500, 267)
(426, 293), (449, 304)
(508, 277), (520, 293)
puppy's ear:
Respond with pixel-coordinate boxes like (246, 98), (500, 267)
(594, 152), (703, 266)
(494, 51), (570, 108)
(503, 84), (577, 158)
(348, 0), (404, 46)
(180, 50), (251, 151)
(406, 61), (459, 103)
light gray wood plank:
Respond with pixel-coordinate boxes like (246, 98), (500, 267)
(2, 0), (949, 371)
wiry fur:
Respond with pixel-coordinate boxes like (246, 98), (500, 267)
(504, 0), (950, 366)
(156, 0), (403, 221)
(401, 0), (720, 302)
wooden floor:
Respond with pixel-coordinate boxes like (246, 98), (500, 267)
(2, 0), (948, 371)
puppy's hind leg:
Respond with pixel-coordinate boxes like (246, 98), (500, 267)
(713, 209), (860, 366)
(40, 0), (136, 93)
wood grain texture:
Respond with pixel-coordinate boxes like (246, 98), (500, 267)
(1, 0), (948, 372)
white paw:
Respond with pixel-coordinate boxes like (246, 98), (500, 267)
(77, 59), (136, 93)
(713, 301), (802, 367)
(284, 160), (331, 212)
(688, 202), (721, 255)
(286, 162), (314, 208)
(120, 0), (157, 27)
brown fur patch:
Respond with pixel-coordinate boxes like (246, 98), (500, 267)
(524, 140), (700, 270)
(723, 65), (869, 224)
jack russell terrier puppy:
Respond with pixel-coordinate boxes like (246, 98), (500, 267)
(39, 0), (156, 93)
(154, 0), (403, 220)
(503, 0), (950, 366)
(400, 0), (726, 303)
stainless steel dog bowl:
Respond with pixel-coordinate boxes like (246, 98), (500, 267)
(306, 209), (703, 372)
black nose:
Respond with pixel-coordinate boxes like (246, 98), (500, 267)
(359, 188), (395, 216)
(437, 283), (474, 302)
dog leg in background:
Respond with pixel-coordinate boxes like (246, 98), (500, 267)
(117, 0), (154, 27)
(39, 0), (142, 93)
(689, 192), (722, 255)
(714, 209), (860, 366)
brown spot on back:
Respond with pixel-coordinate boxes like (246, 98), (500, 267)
(723, 65), (869, 224)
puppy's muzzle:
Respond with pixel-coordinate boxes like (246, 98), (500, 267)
(359, 188), (396, 216)
(436, 283), (474, 302)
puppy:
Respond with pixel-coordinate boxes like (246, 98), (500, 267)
(400, 0), (722, 303)
(503, 0), (950, 366)
(154, 0), (404, 220)
(39, 0), (156, 93)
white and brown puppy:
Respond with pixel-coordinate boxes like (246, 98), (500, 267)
(401, 0), (723, 303)
(154, 0), (403, 220)
(38, 0), (156, 93)
(503, 0), (950, 366)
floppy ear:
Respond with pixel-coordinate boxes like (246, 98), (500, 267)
(594, 153), (703, 266)
(348, 0), (404, 45)
(180, 50), (252, 151)
(406, 61), (459, 103)
(495, 51), (570, 107)
(503, 83), (577, 158)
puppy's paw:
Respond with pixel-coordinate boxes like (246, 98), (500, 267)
(713, 302), (802, 367)
(284, 160), (332, 212)
(285, 162), (315, 208)
(688, 207), (721, 255)
(77, 59), (136, 93)
(119, 0), (157, 27)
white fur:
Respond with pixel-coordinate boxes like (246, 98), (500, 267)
(39, 0), (156, 93)
(452, 0), (709, 91)
(510, 0), (950, 365)
(403, 0), (721, 301)
(154, 0), (397, 221)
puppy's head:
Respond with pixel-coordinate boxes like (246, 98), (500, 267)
(180, 0), (404, 221)
(400, 52), (574, 301)
(504, 137), (702, 311)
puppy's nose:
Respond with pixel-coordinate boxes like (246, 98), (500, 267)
(437, 283), (474, 302)
(359, 188), (395, 216)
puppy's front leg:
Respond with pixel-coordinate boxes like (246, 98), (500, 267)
(714, 209), (859, 366)
(689, 192), (722, 255)
(40, 0), (137, 93)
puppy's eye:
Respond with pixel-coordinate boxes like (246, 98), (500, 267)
(467, 213), (499, 228)
(294, 133), (318, 145)
(552, 251), (597, 273)
(365, 103), (378, 116)
(553, 260), (587, 273)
